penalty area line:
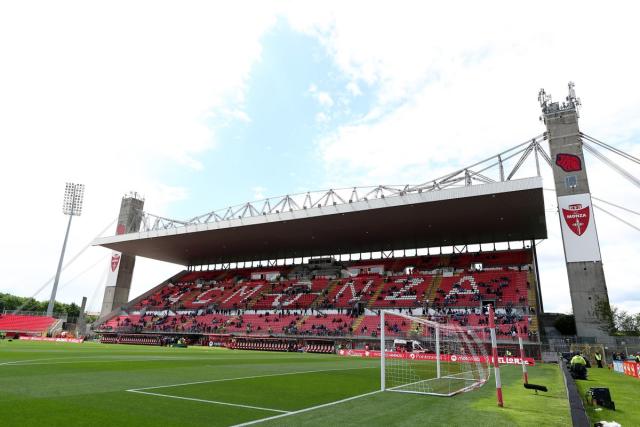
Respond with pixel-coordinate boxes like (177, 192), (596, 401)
(127, 389), (289, 414)
(230, 390), (383, 426)
(127, 366), (376, 392)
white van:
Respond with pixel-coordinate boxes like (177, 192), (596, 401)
(393, 339), (428, 353)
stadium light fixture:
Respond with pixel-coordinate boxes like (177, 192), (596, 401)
(47, 183), (85, 316)
(62, 182), (84, 216)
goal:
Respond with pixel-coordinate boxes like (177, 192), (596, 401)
(380, 310), (490, 396)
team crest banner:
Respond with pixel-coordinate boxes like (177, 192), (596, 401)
(105, 223), (126, 286)
(111, 253), (121, 272)
(557, 193), (601, 262)
(562, 204), (590, 237)
(106, 251), (122, 286)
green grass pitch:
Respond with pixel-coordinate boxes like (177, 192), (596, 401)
(575, 365), (640, 426)
(0, 340), (570, 426)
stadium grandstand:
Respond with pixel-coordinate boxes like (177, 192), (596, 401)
(0, 313), (59, 336)
(94, 176), (545, 356)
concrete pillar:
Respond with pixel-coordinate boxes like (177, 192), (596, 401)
(540, 84), (611, 339)
(100, 194), (144, 316)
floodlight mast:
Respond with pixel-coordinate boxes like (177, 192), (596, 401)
(47, 183), (84, 317)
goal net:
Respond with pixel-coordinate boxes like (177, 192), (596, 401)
(380, 311), (490, 396)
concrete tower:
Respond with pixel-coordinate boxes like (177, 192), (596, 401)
(539, 83), (611, 338)
(100, 193), (144, 316)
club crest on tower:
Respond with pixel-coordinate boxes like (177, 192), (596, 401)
(562, 203), (590, 236)
(111, 253), (121, 272)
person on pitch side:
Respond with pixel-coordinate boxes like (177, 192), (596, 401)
(594, 351), (603, 368)
(570, 353), (587, 368)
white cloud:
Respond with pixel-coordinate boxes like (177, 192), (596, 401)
(315, 92), (334, 108)
(315, 112), (329, 123)
(308, 84), (335, 108)
(346, 81), (362, 97)
(252, 186), (267, 200)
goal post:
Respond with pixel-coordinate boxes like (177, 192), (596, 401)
(380, 310), (385, 391)
(380, 310), (490, 397)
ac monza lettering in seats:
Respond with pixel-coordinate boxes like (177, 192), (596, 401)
(555, 153), (582, 172)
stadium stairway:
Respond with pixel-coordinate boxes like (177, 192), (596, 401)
(245, 291), (262, 309)
(351, 314), (366, 333)
(527, 270), (539, 335)
(48, 318), (64, 336)
(424, 274), (442, 307)
(323, 279), (340, 302)
(366, 280), (386, 309)
(308, 279), (340, 310)
(295, 315), (308, 330)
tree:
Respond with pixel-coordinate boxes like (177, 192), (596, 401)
(0, 292), (85, 318)
(594, 298), (616, 334)
(554, 314), (576, 336)
(614, 308), (640, 335)
(65, 303), (81, 319)
(593, 301), (640, 336)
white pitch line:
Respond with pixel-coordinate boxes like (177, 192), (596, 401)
(230, 390), (383, 426)
(386, 369), (479, 391)
(0, 356), (93, 366)
(0, 356), (253, 367)
(127, 390), (290, 414)
(127, 366), (376, 392)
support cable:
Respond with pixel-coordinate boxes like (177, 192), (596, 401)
(87, 266), (109, 316)
(591, 197), (640, 217)
(593, 203), (640, 233)
(582, 142), (640, 189)
(543, 188), (640, 217)
(581, 133), (640, 165)
(11, 217), (117, 315)
(58, 254), (111, 292)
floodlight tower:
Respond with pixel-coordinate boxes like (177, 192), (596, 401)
(539, 83), (611, 339)
(47, 183), (85, 316)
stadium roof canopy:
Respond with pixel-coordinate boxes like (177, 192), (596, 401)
(94, 177), (547, 266)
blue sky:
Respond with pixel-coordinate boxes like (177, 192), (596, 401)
(1, 2), (639, 315)
(165, 20), (379, 219)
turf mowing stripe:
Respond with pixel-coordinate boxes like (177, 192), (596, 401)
(127, 366), (376, 392)
(0, 353), (296, 366)
(127, 390), (290, 413)
(230, 390), (383, 426)
(0, 357), (257, 367)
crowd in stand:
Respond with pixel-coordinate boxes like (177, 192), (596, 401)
(97, 251), (540, 342)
